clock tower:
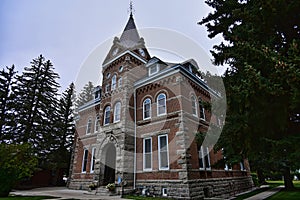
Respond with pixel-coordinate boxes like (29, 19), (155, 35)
(94, 12), (150, 187)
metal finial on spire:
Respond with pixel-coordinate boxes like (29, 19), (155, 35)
(128, 0), (135, 17)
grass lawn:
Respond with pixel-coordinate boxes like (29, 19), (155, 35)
(266, 181), (300, 200)
(233, 181), (282, 200)
(0, 196), (58, 200)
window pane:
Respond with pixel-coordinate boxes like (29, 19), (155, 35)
(145, 153), (151, 169)
(160, 152), (168, 168)
(159, 135), (169, 169)
(111, 75), (116, 90)
(104, 106), (110, 125)
(159, 136), (167, 151)
(82, 149), (88, 172)
(157, 94), (166, 115)
(150, 65), (157, 74)
(143, 99), (151, 119)
(145, 139), (151, 153)
(144, 138), (152, 170)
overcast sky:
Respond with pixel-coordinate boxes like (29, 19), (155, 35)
(0, 0), (223, 91)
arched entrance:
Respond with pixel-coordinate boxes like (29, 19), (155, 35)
(103, 143), (116, 185)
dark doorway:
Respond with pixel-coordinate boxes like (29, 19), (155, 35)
(103, 144), (116, 185)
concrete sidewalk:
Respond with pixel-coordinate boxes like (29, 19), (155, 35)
(244, 185), (284, 200)
(10, 187), (127, 200)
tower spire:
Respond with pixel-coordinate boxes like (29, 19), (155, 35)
(129, 0), (134, 17)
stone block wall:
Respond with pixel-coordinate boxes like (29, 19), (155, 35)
(136, 176), (253, 199)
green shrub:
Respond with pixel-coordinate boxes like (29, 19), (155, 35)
(0, 144), (37, 197)
(251, 173), (259, 186)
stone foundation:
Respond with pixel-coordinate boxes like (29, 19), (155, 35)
(68, 179), (94, 190)
(136, 176), (253, 199)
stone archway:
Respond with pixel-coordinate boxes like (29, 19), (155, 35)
(103, 143), (116, 185)
(96, 134), (120, 186)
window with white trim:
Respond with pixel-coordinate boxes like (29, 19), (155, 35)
(191, 95), (197, 116)
(143, 98), (151, 120)
(118, 77), (122, 88)
(94, 116), (100, 132)
(199, 146), (211, 170)
(240, 160), (246, 171)
(86, 118), (92, 134)
(222, 148), (232, 171)
(104, 106), (111, 125)
(111, 75), (116, 91)
(143, 138), (152, 171)
(157, 93), (166, 116)
(158, 134), (169, 170)
(162, 188), (168, 197)
(149, 64), (159, 76)
(199, 98), (206, 120)
(114, 102), (121, 123)
(90, 147), (96, 173)
(82, 148), (88, 173)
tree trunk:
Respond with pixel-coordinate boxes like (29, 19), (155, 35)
(283, 166), (294, 190)
(257, 169), (266, 185)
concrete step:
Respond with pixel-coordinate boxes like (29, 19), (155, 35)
(96, 186), (117, 196)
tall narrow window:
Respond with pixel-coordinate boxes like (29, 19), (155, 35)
(94, 116), (100, 132)
(240, 160), (246, 171)
(143, 138), (152, 170)
(143, 98), (151, 120)
(111, 75), (116, 91)
(199, 98), (206, 120)
(199, 146), (211, 170)
(82, 148), (88, 173)
(191, 95), (197, 116)
(90, 147), (96, 173)
(158, 135), (169, 170)
(104, 106), (111, 125)
(105, 84), (110, 93)
(86, 118), (92, 134)
(118, 77), (122, 88)
(114, 102), (121, 123)
(223, 148), (232, 171)
(157, 93), (166, 116)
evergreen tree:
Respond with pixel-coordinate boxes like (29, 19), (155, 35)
(45, 83), (75, 184)
(0, 65), (17, 143)
(13, 55), (60, 159)
(76, 81), (94, 108)
(200, 0), (300, 188)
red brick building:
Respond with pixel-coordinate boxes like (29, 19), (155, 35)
(68, 12), (253, 199)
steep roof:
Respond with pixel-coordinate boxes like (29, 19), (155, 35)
(119, 14), (141, 48)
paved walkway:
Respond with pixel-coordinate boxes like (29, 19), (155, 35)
(10, 185), (284, 200)
(10, 187), (127, 200)
(244, 185), (284, 200)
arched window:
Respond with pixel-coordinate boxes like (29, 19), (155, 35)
(114, 102), (121, 123)
(157, 93), (166, 116)
(111, 75), (116, 91)
(118, 77), (122, 88)
(94, 116), (100, 132)
(191, 95), (197, 116)
(143, 98), (151, 120)
(104, 106), (111, 125)
(86, 118), (92, 134)
(199, 98), (206, 120)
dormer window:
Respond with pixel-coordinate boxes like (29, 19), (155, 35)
(149, 64), (159, 76)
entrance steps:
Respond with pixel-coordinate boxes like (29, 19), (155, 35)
(96, 186), (116, 196)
